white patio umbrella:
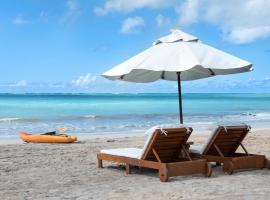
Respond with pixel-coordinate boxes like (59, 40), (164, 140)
(102, 29), (253, 124)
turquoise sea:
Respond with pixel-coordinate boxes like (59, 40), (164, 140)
(0, 93), (270, 138)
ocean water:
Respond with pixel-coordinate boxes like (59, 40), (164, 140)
(0, 93), (270, 138)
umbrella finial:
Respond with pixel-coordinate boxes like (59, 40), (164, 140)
(170, 28), (181, 33)
(153, 29), (199, 45)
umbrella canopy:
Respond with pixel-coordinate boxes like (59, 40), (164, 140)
(102, 29), (253, 123)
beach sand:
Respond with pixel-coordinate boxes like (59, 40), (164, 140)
(1, 129), (270, 200)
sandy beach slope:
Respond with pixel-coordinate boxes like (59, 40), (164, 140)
(1, 129), (270, 200)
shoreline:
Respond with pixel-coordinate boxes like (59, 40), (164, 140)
(0, 131), (145, 145)
(1, 127), (270, 145)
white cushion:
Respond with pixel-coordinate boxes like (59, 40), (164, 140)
(101, 125), (191, 159)
(189, 127), (218, 154)
(140, 127), (157, 159)
(189, 124), (248, 154)
(100, 148), (143, 159)
(189, 145), (204, 154)
(100, 125), (162, 159)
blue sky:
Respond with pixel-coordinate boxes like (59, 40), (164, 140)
(0, 0), (270, 93)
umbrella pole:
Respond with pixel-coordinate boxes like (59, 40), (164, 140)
(177, 72), (183, 124)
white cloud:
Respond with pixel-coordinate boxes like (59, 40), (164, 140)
(1, 80), (28, 87)
(121, 16), (145, 34)
(177, 0), (199, 25)
(155, 14), (170, 27)
(177, 0), (270, 44)
(13, 16), (29, 25)
(95, 0), (270, 44)
(248, 76), (270, 87)
(60, 0), (80, 25)
(224, 26), (270, 44)
(13, 80), (28, 87)
(93, 44), (109, 53)
(40, 11), (49, 22)
(1, 76), (270, 92)
(71, 73), (97, 87)
(94, 0), (177, 15)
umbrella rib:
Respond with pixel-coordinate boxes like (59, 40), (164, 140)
(120, 75), (125, 80)
(161, 71), (165, 79)
(208, 68), (215, 75)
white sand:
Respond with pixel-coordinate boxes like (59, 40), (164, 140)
(0, 129), (270, 200)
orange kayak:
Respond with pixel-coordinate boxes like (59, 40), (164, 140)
(19, 132), (77, 143)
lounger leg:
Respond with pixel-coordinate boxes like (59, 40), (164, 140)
(223, 161), (234, 175)
(126, 164), (131, 174)
(205, 163), (212, 177)
(265, 158), (270, 169)
(98, 159), (103, 168)
(159, 165), (168, 182)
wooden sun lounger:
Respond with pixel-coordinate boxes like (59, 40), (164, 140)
(189, 125), (270, 174)
(97, 127), (212, 182)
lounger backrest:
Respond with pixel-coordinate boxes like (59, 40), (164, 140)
(141, 127), (192, 162)
(202, 125), (250, 156)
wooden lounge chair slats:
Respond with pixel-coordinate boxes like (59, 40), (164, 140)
(97, 127), (212, 182)
(141, 128), (190, 162)
(189, 125), (270, 174)
(203, 126), (249, 157)
(152, 148), (162, 163)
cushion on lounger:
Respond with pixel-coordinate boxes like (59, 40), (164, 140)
(189, 124), (250, 154)
(140, 127), (157, 159)
(100, 148), (143, 159)
(100, 126), (163, 159)
(101, 125), (191, 159)
(189, 127), (218, 154)
(189, 145), (204, 154)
